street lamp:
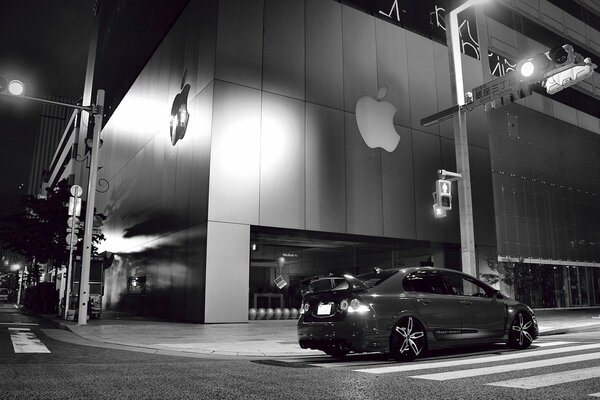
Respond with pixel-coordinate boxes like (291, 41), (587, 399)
(0, 78), (105, 325)
(445, 0), (490, 278)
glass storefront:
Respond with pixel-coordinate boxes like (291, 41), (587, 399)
(509, 263), (600, 308)
(248, 227), (458, 314)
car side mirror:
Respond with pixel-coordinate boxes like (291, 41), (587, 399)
(490, 289), (500, 301)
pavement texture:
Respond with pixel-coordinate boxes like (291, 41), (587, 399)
(39, 308), (600, 358)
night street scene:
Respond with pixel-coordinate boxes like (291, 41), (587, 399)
(1, 0), (600, 399)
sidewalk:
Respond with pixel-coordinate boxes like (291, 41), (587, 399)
(42, 308), (600, 358)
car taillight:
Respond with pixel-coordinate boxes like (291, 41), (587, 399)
(339, 299), (349, 311)
(348, 298), (371, 313)
(300, 302), (310, 315)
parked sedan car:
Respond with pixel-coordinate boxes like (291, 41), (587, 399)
(298, 267), (538, 361)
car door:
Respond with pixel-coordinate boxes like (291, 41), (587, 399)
(441, 271), (506, 340)
(403, 270), (463, 341)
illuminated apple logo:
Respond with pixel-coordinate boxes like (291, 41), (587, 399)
(355, 87), (400, 152)
(169, 71), (191, 146)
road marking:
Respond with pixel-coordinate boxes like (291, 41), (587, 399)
(410, 352), (600, 381)
(589, 393), (600, 397)
(355, 343), (600, 374)
(533, 341), (574, 347)
(487, 366), (600, 389)
(9, 328), (51, 353)
(0, 322), (39, 326)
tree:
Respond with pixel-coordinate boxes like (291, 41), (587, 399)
(0, 179), (105, 283)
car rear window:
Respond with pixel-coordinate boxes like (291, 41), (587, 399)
(355, 270), (399, 288)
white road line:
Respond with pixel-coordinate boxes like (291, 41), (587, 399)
(487, 366), (600, 389)
(589, 392), (600, 397)
(410, 352), (600, 381)
(9, 328), (51, 353)
(0, 322), (39, 326)
(533, 341), (574, 347)
(355, 343), (600, 374)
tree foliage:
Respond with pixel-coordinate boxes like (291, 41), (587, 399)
(0, 179), (105, 271)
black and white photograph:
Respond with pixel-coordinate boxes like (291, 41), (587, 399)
(1, 0), (600, 399)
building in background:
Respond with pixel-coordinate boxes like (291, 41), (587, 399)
(46, 0), (600, 322)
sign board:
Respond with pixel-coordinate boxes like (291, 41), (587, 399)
(70, 185), (83, 198)
(66, 234), (78, 246)
(67, 216), (80, 228)
(470, 71), (521, 108)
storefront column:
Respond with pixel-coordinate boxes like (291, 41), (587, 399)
(204, 221), (250, 323)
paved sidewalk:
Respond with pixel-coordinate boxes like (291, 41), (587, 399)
(41, 308), (600, 358)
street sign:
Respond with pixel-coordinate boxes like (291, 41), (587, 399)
(67, 216), (80, 228)
(65, 234), (78, 246)
(68, 196), (82, 217)
(70, 185), (83, 198)
(92, 228), (102, 235)
(66, 245), (78, 251)
(470, 70), (524, 109)
(66, 228), (79, 234)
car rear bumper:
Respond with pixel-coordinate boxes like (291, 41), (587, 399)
(297, 317), (388, 353)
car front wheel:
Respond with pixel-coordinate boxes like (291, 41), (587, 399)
(390, 316), (426, 361)
(507, 312), (534, 349)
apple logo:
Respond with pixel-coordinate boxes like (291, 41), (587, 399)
(355, 87), (400, 152)
(169, 70), (191, 146)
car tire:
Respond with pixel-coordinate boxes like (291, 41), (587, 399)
(507, 311), (534, 349)
(389, 316), (426, 362)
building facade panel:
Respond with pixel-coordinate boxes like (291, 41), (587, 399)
(215, 0), (264, 89)
(305, 0), (344, 110)
(259, 92), (306, 229)
(263, 0), (305, 100)
(375, 18), (411, 128)
(305, 103), (346, 233)
(341, 5), (378, 114)
(208, 80), (261, 225)
(344, 112), (384, 236)
(381, 124), (416, 239)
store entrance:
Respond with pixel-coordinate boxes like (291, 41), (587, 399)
(248, 226), (455, 319)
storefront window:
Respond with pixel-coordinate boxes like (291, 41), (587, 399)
(593, 268), (600, 306)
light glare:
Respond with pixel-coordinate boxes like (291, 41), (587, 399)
(8, 80), (24, 96)
(520, 61), (535, 78)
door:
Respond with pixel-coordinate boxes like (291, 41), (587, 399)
(441, 271), (506, 340)
(403, 270), (462, 341)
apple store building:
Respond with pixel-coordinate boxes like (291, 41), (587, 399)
(87, 0), (600, 323)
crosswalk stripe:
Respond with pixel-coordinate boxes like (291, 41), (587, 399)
(355, 343), (600, 374)
(9, 328), (51, 354)
(410, 352), (600, 381)
(532, 341), (574, 347)
(487, 366), (600, 389)
(589, 392), (600, 397)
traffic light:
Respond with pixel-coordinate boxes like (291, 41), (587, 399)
(436, 179), (452, 211)
(515, 45), (597, 94)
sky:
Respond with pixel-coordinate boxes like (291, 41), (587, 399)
(0, 0), (94, 194)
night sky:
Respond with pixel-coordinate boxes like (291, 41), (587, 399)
(0, 0), (94, 194)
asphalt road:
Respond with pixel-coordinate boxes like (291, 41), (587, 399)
(1, 303), (600, 400)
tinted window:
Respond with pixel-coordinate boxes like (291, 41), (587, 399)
(403, 272), (446, 294)
(356, 270), (399, 288)
(443, 273), (493, 297)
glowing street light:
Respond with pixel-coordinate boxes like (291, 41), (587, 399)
(8, 79), (24, 96)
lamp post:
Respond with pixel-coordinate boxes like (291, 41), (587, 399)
(445, 0), (489, 277)
(0, 85), (105, 325)
(11, 264), (23, 305)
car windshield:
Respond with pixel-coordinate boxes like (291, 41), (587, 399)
(355, 270), (399, 288)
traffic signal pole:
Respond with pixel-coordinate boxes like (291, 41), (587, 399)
(446, 4), (478, 278)
(78, 89), (104, 325)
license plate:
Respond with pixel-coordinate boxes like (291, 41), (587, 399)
(317, 303), (332, 315)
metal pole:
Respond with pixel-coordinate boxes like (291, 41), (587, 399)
(446, 6), (477, 277)
(77, 89), (104, 325)
(64, 243), (74, 320)
(16, 269), (23, 306)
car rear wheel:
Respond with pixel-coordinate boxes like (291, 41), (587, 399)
(507, 312), (534, 349)
(390, 316), (426, 361)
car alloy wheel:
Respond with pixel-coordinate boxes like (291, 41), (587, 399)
(390, 316), (426, 361)
(508, 312), (534, 349)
